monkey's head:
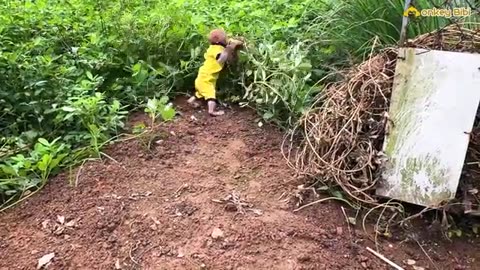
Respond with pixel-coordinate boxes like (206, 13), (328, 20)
(208, 29), (227, 46)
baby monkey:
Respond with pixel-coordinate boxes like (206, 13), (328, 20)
(188, 29), (243, 116)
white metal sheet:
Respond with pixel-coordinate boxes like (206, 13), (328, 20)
(376, 48), (480, 207)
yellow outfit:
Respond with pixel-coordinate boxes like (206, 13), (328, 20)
(194, 44), (225, 100)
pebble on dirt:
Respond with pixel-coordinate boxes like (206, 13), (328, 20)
(211, 228), (224, 239)
(37, 252), (55, 269)
(406, 259), (416, 265)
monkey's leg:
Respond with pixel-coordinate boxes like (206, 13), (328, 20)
(207, 100), (224, 116)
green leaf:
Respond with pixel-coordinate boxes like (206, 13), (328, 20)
(146, 98), (157, 110)
(89, 32), (99, 44)
(263, 112), (274, 120)
(159, 96), (169, 105)
(62, 106), (76, 112)
(331, 190), (344, 200)
(86, 71), (94, 81)
(38, 138), (50, 146)
(22, 130), (38, 141)
(48, 153), (68, 171)
(132, 63), (142, 75)
(0, 164), (17, 176)
(297, 62), (312, 71)
(37, 154), (52, 172)
(161, 105), (176, 121)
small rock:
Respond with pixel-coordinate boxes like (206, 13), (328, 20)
(297, 254), (311, 262)
(211, 228), (224, 239)
(200, 263), (207, 269)
(413, 266), (425, 270)
(107, 222), (117, 232)
(407, 259), (416, 265)
(115, 259), (122, 269)
(361, 262), (367, 269)
(454, 265), (466, 270)
(359, 255), (368, 262)
(37, 253), (55, 269)
(224, 203), (238, 212)
(206, 239), (213, 247)
(336, 227), (343, 235)
(214, 166), (221, 171)
(221, 241), (235, 249)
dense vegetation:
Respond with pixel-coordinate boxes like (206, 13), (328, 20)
(1, 0), (478, 209)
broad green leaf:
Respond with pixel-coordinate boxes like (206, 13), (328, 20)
(38, 138), (50, 146)
(0, 165), (17, 176)
(159, 96), (169, 105)
(37, 154), (52, 172)
(297, 62), (312, 72)
(132, 63), (142, 75)
(62, 106), (76, 112)
(48, 153), (68, 171)
(161, 106), (176, 121)
(86, 71), (94, 81)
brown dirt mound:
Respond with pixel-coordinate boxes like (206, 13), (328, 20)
(0, 96), (479, 270)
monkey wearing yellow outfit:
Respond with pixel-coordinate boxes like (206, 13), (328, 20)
(188, 29), (243, 116)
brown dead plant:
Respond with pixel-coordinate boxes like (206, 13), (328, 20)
(284, 25), (480, 212)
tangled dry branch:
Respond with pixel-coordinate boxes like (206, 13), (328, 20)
(285, 25), (480, 208)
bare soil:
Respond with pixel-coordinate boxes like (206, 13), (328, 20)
(1, 97), (479, 270)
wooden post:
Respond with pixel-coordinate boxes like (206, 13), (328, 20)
(398, 0), (412, 47)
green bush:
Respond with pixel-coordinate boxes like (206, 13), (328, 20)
(1, 0), (478, 208)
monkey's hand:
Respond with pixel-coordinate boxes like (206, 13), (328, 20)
(228, 39), (244, 49)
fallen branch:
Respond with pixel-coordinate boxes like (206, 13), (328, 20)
(366, 246), (404, 270)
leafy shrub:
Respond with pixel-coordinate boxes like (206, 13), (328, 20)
(2, 0), (477, 207)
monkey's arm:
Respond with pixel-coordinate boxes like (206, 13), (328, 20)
(216, 39), (243, 65)
(216, 44), (237, 65)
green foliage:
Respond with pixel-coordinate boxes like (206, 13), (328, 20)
(313, 0), (480, 60)
(144, 97), (176, 126)
(1, 138), (69, 205)
(1, 0), (478, 208)
(239, 41), (322, 127)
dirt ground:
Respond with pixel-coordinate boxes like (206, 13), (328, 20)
(1, 97), (479, 270)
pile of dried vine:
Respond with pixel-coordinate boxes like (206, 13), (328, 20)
(285, 25), (480, 208)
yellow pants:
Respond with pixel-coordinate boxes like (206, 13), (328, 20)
(194, 77), (217, 101)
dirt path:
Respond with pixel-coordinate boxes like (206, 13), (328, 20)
(1, 97), (479, 270)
